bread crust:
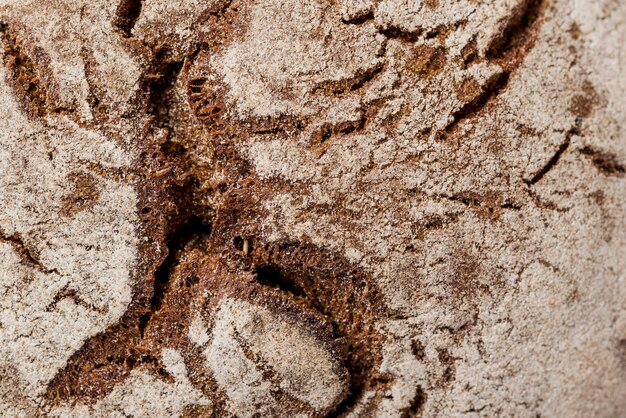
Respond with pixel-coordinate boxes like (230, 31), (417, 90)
(0, 0), (625, 416)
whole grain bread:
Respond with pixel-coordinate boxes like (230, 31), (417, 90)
(0, 0), (625, 417)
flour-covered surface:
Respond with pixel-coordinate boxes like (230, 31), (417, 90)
(0, 0), (624, 417)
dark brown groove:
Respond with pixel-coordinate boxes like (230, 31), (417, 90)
(442, 71), (510, 136)
(44, 211), (212, 404)
(526, 126), (579, 186)
(378, 25), (423, 42)
(149, 59), (184, 122)
(113, 0), (143, 37)
(140, 216), (212, 337)
(326, 390), (361, 418)
(44, 12), (199, 406)
(350, 64), (384, 92)
(313, 63), (384, 96)
(342, 11), (375, 25)
(486, 0), (545, 61)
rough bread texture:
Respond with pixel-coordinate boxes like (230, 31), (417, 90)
(0, 0), (624, 417)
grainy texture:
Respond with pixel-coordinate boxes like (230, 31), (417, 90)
(0, 0), (624, 417)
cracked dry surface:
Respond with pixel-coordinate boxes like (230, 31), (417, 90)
(0, 0), (625, 417)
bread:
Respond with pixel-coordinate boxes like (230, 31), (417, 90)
(1, 0), (624, 416)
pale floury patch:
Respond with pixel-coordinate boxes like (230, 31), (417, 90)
(206, 297), (346, 416)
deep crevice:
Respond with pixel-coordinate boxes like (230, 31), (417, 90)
(139, 216), (212, 337)
(143, 47), (192, 174)
(313, 63), (384, 96)
(486, 0), (545, 61)
(526, 139), (570, 185)
(350, 64), (384, 93)
(255, 265), (307, 299)
(42, 206), (212, 402)
(327, 389), (362, 418)
(114, 0), (144, 37)
(378, 25), (423, 42)
(148, 57), (184, 122)
(310, 114), (368, 153)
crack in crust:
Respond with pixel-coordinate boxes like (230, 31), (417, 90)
(525, 124), (580, 186)
(439, 0), (547, 139)
(113, 0), (144, 37)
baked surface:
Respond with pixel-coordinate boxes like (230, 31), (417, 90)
(0, 0), (624, 416)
